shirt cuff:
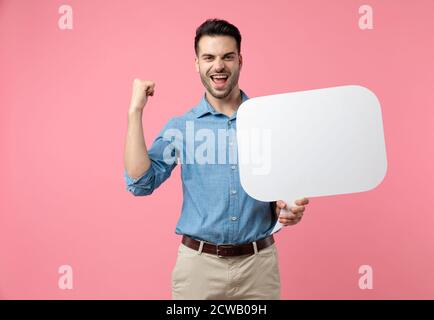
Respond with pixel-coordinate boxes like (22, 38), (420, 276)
(124, 167), (154, 188)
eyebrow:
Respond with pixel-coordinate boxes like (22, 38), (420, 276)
(201, 52), (237, 58)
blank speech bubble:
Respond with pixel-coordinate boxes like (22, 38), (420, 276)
(236, 85), (388, 233)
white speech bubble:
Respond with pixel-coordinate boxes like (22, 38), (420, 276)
(237, 85), (388, 233)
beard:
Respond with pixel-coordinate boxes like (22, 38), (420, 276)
(199, 69), (240, 99)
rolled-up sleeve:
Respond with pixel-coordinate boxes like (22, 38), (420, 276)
(124, 117), (178, 196)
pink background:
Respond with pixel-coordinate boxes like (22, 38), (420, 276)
(1, 0), (433, 299)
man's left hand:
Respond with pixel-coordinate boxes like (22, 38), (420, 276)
(275, 198), (309, 227)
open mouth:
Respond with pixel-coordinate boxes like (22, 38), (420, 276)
(210, 74), (229, 86)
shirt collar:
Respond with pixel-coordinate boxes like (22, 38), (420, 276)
(195, 89), (249, 118)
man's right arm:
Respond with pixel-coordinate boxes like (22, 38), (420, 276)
(123, 79), (178, 196)
(124, 78), (154, 180)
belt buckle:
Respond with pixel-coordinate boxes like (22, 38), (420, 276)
(216, 244), (233, 258)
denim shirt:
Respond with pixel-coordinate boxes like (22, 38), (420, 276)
(124, 89), (277, 244)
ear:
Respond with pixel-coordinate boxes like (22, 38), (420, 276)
(195, 56), (199, 73)
(239, 54), (243, 71)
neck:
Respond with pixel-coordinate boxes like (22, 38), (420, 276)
(205, 86), (242, 117)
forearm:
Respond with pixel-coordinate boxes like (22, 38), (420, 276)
(124, 109), (151, 179)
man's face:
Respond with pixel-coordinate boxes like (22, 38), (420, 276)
(195, 35), (243, 99)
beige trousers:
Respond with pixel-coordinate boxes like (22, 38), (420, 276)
(171, 241), (281, 300)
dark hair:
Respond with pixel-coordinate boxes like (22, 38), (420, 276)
(194, 19), (242, 56)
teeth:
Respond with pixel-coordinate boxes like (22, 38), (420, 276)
(211, 75), (228, 79)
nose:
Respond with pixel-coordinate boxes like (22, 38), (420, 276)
(214, 57), (225, 72)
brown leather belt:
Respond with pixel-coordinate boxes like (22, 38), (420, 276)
(182, 234), (275, 257)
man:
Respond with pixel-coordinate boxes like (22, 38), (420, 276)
(124, 18), (309, 300)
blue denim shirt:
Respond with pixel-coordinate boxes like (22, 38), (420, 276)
(124, 89), (277, 244)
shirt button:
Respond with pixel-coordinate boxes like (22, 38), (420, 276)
(231, 216), (238, 221)
(231, 190), (237, 195)
(231, 165), (236, 170)
(229, 141), (234, 146)
(228, 120), (232, 125)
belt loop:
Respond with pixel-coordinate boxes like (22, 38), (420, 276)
(253, 241), (258, 254)
(197, 240), (204, 255)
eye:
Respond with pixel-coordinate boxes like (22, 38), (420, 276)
(224, 55), (235, 60)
